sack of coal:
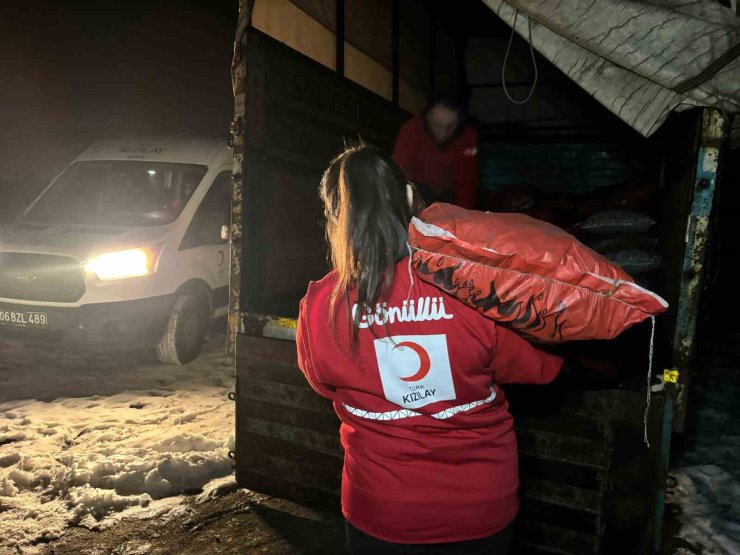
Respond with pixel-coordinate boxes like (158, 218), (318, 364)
(604, 249), (662, 275)
(581, 210), (655, 235)
(409, 203), (668, 343)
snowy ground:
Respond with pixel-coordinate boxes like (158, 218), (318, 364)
(0, 336), (236, 554)
(666, 337), (740, 555)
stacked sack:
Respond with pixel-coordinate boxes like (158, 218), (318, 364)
(579, 210), (661, 290)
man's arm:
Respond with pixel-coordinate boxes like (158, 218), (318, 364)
(454, 127), (479, 210)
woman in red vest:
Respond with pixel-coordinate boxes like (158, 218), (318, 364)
(297, 144), (562, 554)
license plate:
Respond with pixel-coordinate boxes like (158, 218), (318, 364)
(0, 308), (48, 329)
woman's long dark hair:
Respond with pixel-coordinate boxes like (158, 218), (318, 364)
(320, 144), (423, 345)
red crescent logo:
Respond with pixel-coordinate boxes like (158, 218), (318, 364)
(394, 341), (432, 382)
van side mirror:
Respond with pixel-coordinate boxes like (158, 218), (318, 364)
(220, 224), (229, 242)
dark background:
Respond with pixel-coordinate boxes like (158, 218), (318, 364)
(0, 0), (237, 216)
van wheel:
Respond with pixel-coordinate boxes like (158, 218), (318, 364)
(156, 293), (209, 365)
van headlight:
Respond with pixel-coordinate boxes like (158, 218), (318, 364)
(85, 247), (160, 281)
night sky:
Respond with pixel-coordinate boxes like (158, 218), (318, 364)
(1, 1), (237, 187)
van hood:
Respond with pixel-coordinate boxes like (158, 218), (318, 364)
(0, 221), (172, 262)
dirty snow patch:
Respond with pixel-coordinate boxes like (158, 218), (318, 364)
(667, 465), (740, 555)
(195, 475), (239, 504)
(0, 346), (235, 553)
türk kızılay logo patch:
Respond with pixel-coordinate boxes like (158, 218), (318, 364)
(374, 334), (456, 409)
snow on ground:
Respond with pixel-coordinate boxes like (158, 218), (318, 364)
(0, 338), (235, 554)
(667, 466), (740, 555)
(668, 342), (740, 555)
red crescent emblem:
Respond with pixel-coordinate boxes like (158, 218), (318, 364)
(394, 341), (432, 382)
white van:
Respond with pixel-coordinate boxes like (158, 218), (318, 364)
(0, 136), (232, 364)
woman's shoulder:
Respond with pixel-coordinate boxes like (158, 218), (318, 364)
(303, 270), (339, 304)
(299, 271), (339, 326)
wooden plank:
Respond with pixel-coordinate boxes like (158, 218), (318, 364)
(237, 334), (298, 366)
(507, 387), (610, 422)
(520, 479), (604, 515)
(517, 413), (609, 442)
(237, 431), (343, 469)
(236, 468), (341, 512)
(239, 359), (307, 387)
(518, 521), (600, 555)
(239, 418), (342, 454)
(517, 429), (611, 470)
(519, 499), (602, 536)
(238, 377), (335, 414)
(240, 450), (341, 491)
(239, 398), (340, 435)
(519, 456), (603, 491)
(562, 391), (610, 415)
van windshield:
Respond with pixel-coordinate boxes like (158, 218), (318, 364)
(24, 161), (208, 226)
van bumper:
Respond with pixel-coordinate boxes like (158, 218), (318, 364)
(0, 295), (176, 349)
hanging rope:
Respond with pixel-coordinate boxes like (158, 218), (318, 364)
(643, 316), (656, 447)
(502, 10), (539, 105)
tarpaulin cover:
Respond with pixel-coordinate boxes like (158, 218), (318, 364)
(483, 0), (740, 137)
(409, 203), (668, 343)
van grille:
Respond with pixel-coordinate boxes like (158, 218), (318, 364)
(0, 253), (86, 303)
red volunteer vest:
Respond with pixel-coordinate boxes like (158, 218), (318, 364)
(297, 260), (562, 543)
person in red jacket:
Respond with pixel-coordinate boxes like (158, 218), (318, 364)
(297, 145), (562, 554)
(393, 98), (479, 210)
